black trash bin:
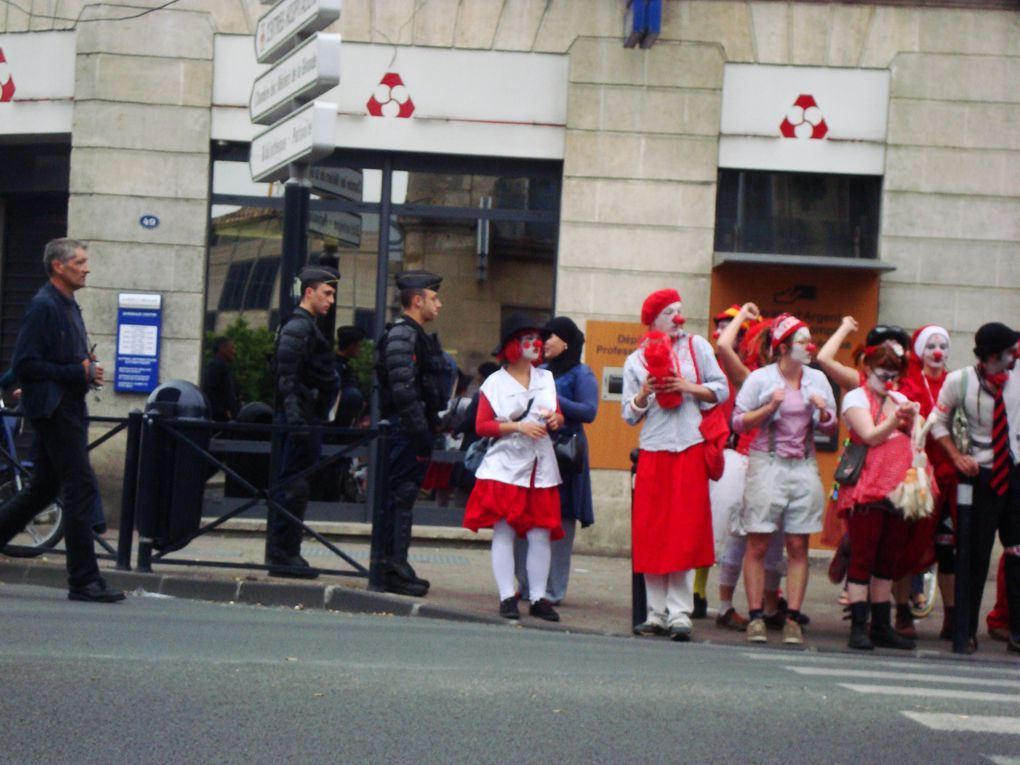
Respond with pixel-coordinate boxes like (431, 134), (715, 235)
(224, 402), (273, 498)
(135, 380), (211, 553)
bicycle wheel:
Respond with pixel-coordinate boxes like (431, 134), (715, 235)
(910, 563), (938, 619)
(0, 478), (66, 557)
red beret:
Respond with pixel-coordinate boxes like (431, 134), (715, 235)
(640, 289), (681, 326)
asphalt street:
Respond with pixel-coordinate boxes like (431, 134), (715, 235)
(1, 583), (1018, 765)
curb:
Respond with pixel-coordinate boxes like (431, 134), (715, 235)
(0, 560), (503, 627)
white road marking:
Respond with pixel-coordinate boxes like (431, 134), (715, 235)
(742, 652), (1020, 677)
(901, 712), (1020, 734)
(788, 667), (1020, 690)
(840, 684), (1020, 704)
(986, 757), (1020, 764)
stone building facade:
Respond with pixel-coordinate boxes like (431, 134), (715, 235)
(0, 1), (1017, 552)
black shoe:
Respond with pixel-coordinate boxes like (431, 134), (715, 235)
(691, 593), (708, 619)
(499, 597), (520, 620)
(870, 603), (915, 650)
(529, 598), (560, 622)
(268, 554), (319, 580)
(383, 572), (428, 597)
(389, 560), (430, 589)
(68, 579), (125, 603)
(1007, 636), (1020, 655)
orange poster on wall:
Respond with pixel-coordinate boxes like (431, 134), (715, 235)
(584, 321), (645, 471)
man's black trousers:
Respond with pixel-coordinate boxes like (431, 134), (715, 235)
(0, 396), (101, 587)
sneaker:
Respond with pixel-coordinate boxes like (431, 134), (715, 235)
(782, 618), (804, 645)
(716, 607), (749, 632)
(634, 613), (667, 637)
(746, 618), (768, 643)
(499, 597), (520, 620)
(691, 593), (708, 619)
(668, 614), (693, 642)
(529, 598), (560, 622)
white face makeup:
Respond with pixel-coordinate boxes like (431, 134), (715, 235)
(868, 368), (898, 395)
(652, 301), (686, 338)
(789, 326), (813, 364)
(520, 332), (543, 362)
(922, 334), (950, 369)
(986, 347), (1018, 375)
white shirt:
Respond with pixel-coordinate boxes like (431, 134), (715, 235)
(621, 333), (729, 453)
(931, 366), (1020, 467)
(842, 387), (910, 443)
(475, 366), (561, 488)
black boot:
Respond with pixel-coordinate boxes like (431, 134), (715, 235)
(870, 602), (915, 650)
(895, 603), (917, 639)
(390, 559), (430, 589)
(848, 602), (873, 650)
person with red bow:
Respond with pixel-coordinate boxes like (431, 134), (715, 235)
(732, 314), (837, 644)
(463, 313), (565, 622)
(623, 289), (728, 641)
(932, 322), (1020, 654)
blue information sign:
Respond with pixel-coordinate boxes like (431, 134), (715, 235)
(114, 293), (162, 393)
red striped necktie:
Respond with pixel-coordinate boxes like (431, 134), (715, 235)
(990, 386), (1010, 496)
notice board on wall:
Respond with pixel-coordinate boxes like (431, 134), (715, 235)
(114, 293), (162, 394)
(584, 320), (645, 471)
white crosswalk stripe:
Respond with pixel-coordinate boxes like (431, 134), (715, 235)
(752, 650), (1020, 761)
(901, 712), (1020, 734)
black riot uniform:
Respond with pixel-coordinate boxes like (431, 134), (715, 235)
(377, 270), (449, 596)
(267, 267), (340, 577)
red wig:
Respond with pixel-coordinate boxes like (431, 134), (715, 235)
(496, 332), (543, 366)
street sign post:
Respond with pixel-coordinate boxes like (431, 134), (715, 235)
(249, 100), (337, 183)
(250, 32), (341, 125)
(308, 209), (361, 247)
(308, 165), (362, 201)
(254, 0), (341, 64)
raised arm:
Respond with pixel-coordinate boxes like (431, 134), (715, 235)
(716, 302), (759, 387)
(816, 315), (860, 391)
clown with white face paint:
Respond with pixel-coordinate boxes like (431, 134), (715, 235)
(622, 289), (729, 642)
(933, 322), (1020, 654)
(732, 313), (837, 645)
(463, 313), (566, 623)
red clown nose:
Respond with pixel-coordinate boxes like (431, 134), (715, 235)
(932, 350), (944, 362)
(673, 314), (686, 326)
(711, 329), (721, 339)
(884, 380), (896, 391)
(806, 343), (817, 354)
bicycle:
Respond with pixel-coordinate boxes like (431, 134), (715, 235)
(0, 394), (66, 556)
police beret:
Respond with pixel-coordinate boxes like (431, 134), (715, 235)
(395, 270), (442, 291)
(298, 265), (340, 284)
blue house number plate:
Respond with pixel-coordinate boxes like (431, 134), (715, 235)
(139, 215), (160, 229)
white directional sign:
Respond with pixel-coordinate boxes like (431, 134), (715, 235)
(308, 166), (362, 201)
(250, 32), (341, 125)
(249, 100), (337, 183)
(309, 209), (362, 247)
(255, 0), (341, 64)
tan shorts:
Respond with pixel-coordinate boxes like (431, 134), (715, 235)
(738, 451), (824, 535)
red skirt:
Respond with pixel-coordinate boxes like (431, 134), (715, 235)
(632, 446), (714, 574)
(463, 479), (564, 540)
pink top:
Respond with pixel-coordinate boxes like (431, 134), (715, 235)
(746, 386), (814, 459)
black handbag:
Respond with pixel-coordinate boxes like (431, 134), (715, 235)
(552, 429), (585, 474)
(834, 441), (868, 486)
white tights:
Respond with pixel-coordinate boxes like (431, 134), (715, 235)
(492, 520), (551, 603)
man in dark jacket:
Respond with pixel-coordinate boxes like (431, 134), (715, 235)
(201, 336), (238, 422)
(266, 266), (340, 578)
(0, 238), (123, 602)
(377, 270), (448, 596)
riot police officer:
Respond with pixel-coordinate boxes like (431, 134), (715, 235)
(267, 265), (340, 578)
(378, 270), (448, 596)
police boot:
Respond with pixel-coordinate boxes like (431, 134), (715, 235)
(847, 602), (873, 651)
(383, 563), (428, 597)
(392, 505), (430, 589)
(870, 602), (915, 650)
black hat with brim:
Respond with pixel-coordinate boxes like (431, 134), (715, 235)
(492, 312), (543, 356)
(974, 322), (1020, 358)
(298, 265), (340, 285)
(395, 270), (442, 291)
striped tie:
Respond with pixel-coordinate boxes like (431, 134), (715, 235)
(990, 387), (1010, 496)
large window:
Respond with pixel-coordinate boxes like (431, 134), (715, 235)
(714, 169), (881, 260)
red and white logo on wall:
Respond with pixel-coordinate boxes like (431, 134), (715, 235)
(0, 48), (16, 102)
(779, 94), (827, 140)
(366, 72), (414, 118)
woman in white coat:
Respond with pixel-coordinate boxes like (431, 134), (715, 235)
(463, 313), (565, 622)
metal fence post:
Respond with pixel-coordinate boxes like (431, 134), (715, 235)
(115, 410), (143, 570)
(952, 476), (975, 653)
(367, 422), (391, 592)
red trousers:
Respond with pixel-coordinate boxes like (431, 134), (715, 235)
(846, 504), (912, 584)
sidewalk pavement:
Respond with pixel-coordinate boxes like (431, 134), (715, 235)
(1, 530), (1014, 663)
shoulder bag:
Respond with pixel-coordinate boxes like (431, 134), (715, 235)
(688, 337), (728, 481)
(834, 391), (880, 486)
(950, 367), (973, 456)
(463, 397), (533, 474)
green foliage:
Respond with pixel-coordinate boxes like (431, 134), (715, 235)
(348, 338), (375, 401)
(204, 317), (277, 407)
